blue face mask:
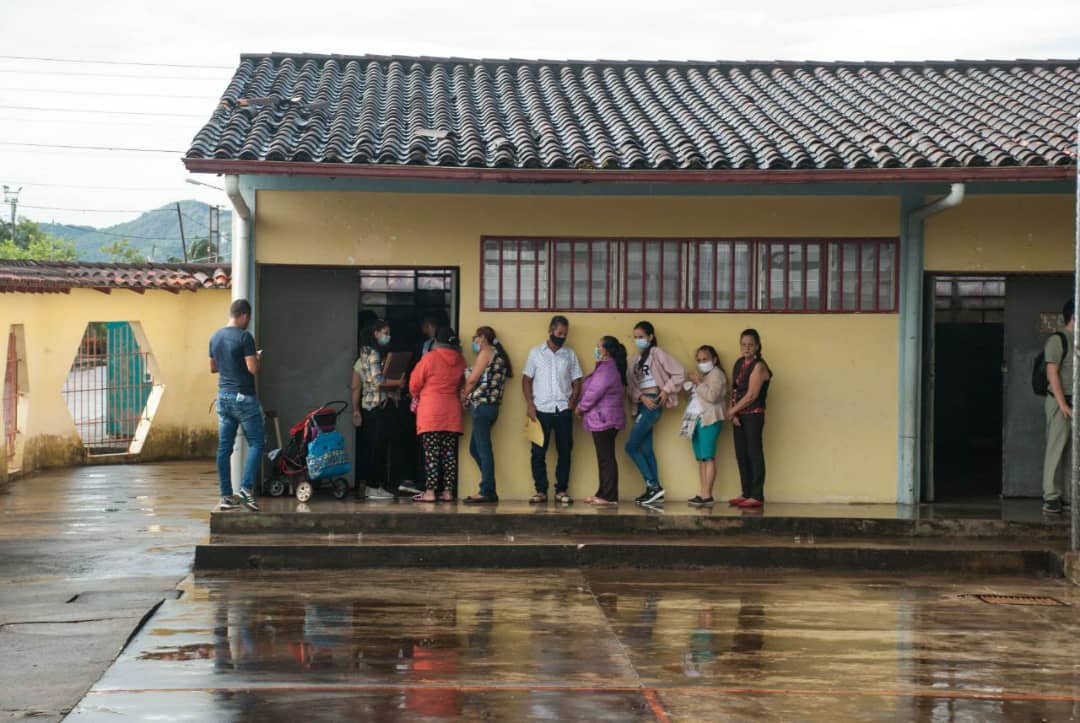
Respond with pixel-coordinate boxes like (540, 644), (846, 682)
(594, 347), (602, 360)
(634, 338), (650, 350)
(472, 341), (481, 354)
(377, 334), (391, 346)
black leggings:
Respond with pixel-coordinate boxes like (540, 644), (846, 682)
(733, 413), (766, 500)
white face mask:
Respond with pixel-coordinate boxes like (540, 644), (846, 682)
(697, 361), (715, 374)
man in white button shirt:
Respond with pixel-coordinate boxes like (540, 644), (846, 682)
(522, 315), (584, 504)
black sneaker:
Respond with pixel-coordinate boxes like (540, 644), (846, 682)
(238, 489), (259, 512)
(217, 496), (239, 511)
(688, 496), (714, 508)
(636, 487), (664, 505)
(1043, 498), (1064, 514)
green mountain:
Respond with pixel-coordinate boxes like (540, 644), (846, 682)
(37, 200), (232, 262)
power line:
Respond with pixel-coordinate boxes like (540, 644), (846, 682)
(37, 221), (182, 242)
(0, 180), (211, 192)
(0, 115), (198, 127)
(0, 54), (233, 70)
(0, 104), (205, 118)
(0, 68), (227, 81)
(0, 142), (184, 154)
(0, 86), (214, 99)
(21, 204), (175, 214)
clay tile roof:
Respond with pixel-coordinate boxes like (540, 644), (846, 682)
(185, 53), (1080, 173)
(0, 260), (231, 294)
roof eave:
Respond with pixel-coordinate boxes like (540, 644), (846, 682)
(183, 158), (1075, 185)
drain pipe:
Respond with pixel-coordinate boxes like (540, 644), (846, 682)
(898, 183), (965, 505)
(224, 174), (253, 492)
(1072, 118), (1079, 554)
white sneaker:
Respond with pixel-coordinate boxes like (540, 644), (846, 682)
(365, 487), (396, 500)
(397, 481), (423, 495)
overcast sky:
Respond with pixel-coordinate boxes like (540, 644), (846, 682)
(2, 0), (1078, 235)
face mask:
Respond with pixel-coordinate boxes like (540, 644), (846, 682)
(594, 347), (603, 361)
(697, 361), (715, 374)
(634, 338), (650, 350)
(377, 334), (391, 346)
(472, 341), (481, 354)
(549, 334), (565, 348)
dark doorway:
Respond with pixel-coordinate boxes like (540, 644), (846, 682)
(930, 277), (1005, 500)
(354, 268), (458, 491)
(357, 268), (458, 360)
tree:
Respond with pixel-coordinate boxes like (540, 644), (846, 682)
(0, 218), (77, 260)
(100, 239), (146, 263)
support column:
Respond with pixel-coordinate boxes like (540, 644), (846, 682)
(897, 192), (924, 505)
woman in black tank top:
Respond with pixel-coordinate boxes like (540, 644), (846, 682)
(726, 329), (772, 508)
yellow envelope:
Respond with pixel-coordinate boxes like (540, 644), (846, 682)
(525, 417), (545, 447)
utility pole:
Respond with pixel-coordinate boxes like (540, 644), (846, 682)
(2, 185), (21, 245)
(209, 204), (220, 263)
(175, 202), (188, 262)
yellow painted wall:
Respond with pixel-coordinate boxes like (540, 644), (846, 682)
(0, 288), (230, 479)
(255, 191), (899, 503)
(925, 194), (1073, 272)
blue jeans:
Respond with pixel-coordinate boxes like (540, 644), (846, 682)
(625, 402), (662, 488)
(469, 403), (500, 498)
(216, 393), (265, 497)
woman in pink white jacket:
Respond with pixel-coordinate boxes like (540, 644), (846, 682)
(625, 321), (685, 505)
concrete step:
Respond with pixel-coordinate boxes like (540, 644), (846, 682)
(210, 499), (1070, 541)
(195, 533), (1066, 576)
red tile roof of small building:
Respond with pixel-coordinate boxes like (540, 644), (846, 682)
(0, 260), (231, 294)
(185, 54), (1080, 175)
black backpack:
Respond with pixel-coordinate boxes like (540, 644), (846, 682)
(1032, 331), (1068, 396)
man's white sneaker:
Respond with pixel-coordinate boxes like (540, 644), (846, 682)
(217, 496), (239, 511)
(366, 487), (396, 500)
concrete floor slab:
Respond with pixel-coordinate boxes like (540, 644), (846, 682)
(68, 569), (1080, 721)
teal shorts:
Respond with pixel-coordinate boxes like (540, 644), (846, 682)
(692, 420), (722, 461)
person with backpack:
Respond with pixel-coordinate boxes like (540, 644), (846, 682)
(726, 329), (772, 509)
(1041, 299), (1075, 514)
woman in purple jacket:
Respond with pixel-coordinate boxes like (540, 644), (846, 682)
(575, 336), (628, 506)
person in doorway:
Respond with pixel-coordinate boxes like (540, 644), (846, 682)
(352, 319), (396, 500)
(523, 315), (584, 505)
(209, 298), (262, 512)
(576, 335), (628, 506)
(409, 327), (467, 502)
(726, 329), (772, 509)
(419, 313), (442, 358)
(461, 326), (512, 504)
(1042, 298), (1075, 514)
(682, 345), (727, 508)
(625, 321), (685, 506)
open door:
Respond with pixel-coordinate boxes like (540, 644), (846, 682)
(1002, 275), (1073, 497)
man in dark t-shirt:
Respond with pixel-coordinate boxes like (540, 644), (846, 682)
(209, 298), (263, 511)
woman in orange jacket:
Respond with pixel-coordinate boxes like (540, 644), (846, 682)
(408, 327), (467, 502)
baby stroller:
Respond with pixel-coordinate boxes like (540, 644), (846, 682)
(264, 401), (352, 502)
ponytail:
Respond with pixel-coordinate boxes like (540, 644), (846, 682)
(601, 335), (628, 386)
(476, 325), (513, 378)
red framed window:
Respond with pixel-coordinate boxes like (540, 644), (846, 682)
(481, 237), (899, 313)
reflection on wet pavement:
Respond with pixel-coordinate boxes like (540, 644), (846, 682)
(71, 569), (1080, 722)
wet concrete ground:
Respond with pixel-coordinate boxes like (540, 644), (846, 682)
(0, 461), (216, 721)
(70, 569), (1080, 722)
(4, 461), (1080, 722)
